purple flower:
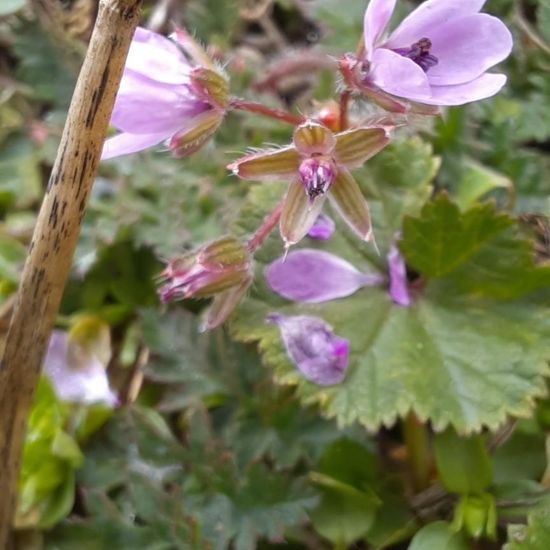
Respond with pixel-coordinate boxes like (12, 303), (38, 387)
(265, 249), (383, 303)
(43, 331), (117, 406)
(266, 246), (411, 306)
(102, 27), (229, 160)
(308, 213), (335, 240)
(229, 121), (392, 248)
(341, 0), (512, 110)
(268, 314), (349, 385)
(158, 236), (253, 331)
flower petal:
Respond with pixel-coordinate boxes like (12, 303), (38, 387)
(126, 27), (190, 85)
(268, 314), (349, 386)
(370, 48), (431, 102)
(385, 0), (486, 49)
(334, 126), (391, 168)
(329, 167), (373, 241)
(308, 213), (335, 240)
(101, 131), (169, 160)
(420, 73), (507, 106)
(280, 179), (326, 247)
(43, 331), (117, 406)
(364, 0), (397, 58)
(266, 249), (381, 303)
(387, 241), (411, 306)
(293, 121), (336, 156)
(424, 14), (513, 86)
(111, 70), (208, 134)
(228, 146), (300, 181)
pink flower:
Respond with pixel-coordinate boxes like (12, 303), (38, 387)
(267, 313), (349, 386)
(341, 0), (512, 111)
(228, 120), (392, 248)
(102, 27), (228, 160)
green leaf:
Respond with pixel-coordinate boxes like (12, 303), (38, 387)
(401, 194), (512, 277)
(401, 194), (550, 298)
(309, 439), (381, 546)
(231, 184), (550, 434)
(433, 429), (492, 494)
(454, 159), (511, 211)
(408, 522), (470, 550)
(505, 507), (550, 549)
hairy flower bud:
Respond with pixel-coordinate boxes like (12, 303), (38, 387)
(159, 236), (252, 303)
(159, 237), (252, 330)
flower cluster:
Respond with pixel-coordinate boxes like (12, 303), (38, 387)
(100, 1), (512, 382)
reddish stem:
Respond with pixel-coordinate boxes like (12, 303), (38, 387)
(339, 90), (351, 131)
(230, 97), (305, 126)
(247, 200), (284, 253)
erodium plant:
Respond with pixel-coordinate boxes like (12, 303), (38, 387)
(101, 0), (518, 378)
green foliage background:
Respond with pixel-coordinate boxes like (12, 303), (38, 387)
(1, 0), (550, 548)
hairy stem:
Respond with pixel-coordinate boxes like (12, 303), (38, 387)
(247, 200), (284, 253)
(0, 0), (142, 546)
(339, 89), (351, 131)
(230, 97), (305, 126)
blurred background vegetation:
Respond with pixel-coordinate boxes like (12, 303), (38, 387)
(1, 0), (550, 548)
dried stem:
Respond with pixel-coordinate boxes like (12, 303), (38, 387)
(230, 97), (305, 126)
(0, 0), (142, 546)
(247, 200), (284, 253)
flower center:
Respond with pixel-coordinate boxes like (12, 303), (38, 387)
(298, 158), (335, 201)
(393, 37), (438, 72)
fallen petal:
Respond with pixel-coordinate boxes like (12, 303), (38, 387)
(387, 241), (411, 306)
(268, 314), (349, 385)
(308, 213), (335, 240)
(329, 167), (373, 241)
(266, 249), (382, 303)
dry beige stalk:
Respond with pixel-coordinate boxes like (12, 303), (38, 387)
(0, 0), (142, 546)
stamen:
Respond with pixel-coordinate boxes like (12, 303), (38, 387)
(393, 37), (438, 72)
(298, 158), (336, 201)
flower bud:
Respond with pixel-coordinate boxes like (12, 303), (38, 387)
(298, 157), (336, 201)
(159, 236), (252, 303)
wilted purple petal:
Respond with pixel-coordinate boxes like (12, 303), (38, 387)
(266, 249), (382, 303)
(387, 242), (411, 307)
(268, 314), (349, 385)
(101, 131), (169, 160)
(308, 213), (335, 240)
(364, 0), (397, 57)
(386, 0), (486, 49)
(422, 73), (507, 105)
(43, 331), (117, 406)
(417, 14), (513, 86)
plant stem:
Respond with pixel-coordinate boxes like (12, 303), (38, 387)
(402, 412), (431, 492)
(339, 90), (351, 131)
(247, 200), (284, 253)
(0, 0), (142, 546)
(230, 97), (305, 126)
